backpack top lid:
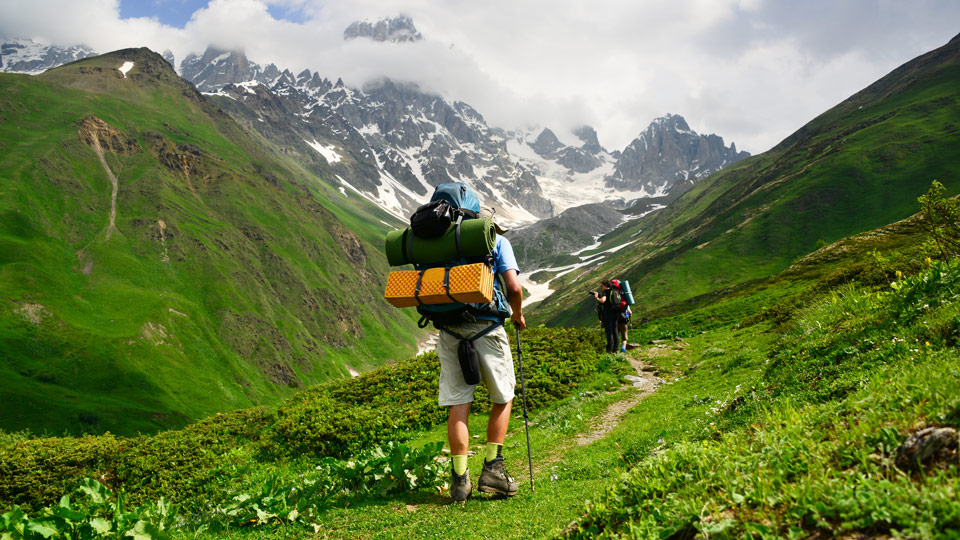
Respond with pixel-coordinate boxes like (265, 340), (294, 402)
(610, 279), (621, 289)
(431, 183), (480, 214)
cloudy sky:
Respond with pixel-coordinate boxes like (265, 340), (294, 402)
(2, 0), (958, 153)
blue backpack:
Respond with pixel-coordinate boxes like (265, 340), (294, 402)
(413, 183), (510, 329)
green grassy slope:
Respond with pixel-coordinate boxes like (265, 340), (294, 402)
(0, 48), (421, 436)
(535, 33), (960, 327)
(2, 196), (957, 538)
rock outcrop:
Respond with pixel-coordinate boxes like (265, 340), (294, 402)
(606, 114), (750, 195)
(343, 15), (423, 43)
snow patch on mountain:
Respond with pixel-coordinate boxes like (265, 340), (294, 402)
(118, 62), (134, 78)
(201, 90), (237, 101)
(306, 139), (341, 163)
(507, 132), (660, 213)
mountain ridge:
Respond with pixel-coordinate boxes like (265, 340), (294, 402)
(0, 37), (749, 224)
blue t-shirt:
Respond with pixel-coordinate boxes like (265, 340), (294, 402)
(476, 235), (519, 321)
(493, 235), (519, 277)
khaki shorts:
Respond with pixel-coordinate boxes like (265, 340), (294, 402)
(437, 322), (516, 406)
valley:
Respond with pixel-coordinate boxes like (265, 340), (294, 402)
(0, 13), (959, 540)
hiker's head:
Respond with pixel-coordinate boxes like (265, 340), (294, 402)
(479, 206), (509, 234)
(601, 280), (611, 290)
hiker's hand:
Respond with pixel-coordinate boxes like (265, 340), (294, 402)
(512, 313), (526, 331)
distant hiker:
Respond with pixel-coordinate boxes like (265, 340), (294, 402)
(591, 280), (620, 353)
(440, 206), (526, 502)
(619, 305), (631, 353)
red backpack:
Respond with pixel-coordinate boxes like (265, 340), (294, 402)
(609, 280), (628, 312)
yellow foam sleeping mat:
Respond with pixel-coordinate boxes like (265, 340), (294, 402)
(384, 262), (494, 307)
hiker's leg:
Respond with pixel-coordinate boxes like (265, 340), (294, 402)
(447, 403), (473, 501)
(486, 400), (513, 445)
(448, 403), (471, 455)
(477, 324), (516, 439)
(605, 318), (618, 352)
(478, 399), (519, 496)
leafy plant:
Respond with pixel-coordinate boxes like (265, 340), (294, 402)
(0, 479), (178, 540)
(207, 442), (444, 531)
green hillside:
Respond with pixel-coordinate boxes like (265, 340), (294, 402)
(534, 33), (960, 327)
(0, 48), (421, 436)
(1, 189), (957, 538)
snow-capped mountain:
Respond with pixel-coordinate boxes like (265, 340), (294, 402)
(505, 115), (747, 213)
(0, 25), (750, 226)
(607, 114), (749, 195)
(0, 39), (95, 74)
(344, 15), (423, 43)
(207, 65), (555, 225)
(180, 48), (304, 93)
(507, 126), (619, 213)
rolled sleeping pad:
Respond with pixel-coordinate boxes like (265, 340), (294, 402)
(622, 280), (636, 305)
(385, 218), (496, 266)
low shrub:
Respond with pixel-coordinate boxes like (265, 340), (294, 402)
(1, 326), (617, 512)
(0, 478), (178, 540)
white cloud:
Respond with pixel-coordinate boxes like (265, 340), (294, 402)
(2, 0), (958, 154)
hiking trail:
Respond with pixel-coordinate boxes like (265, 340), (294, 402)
(534, 349), (662, 474)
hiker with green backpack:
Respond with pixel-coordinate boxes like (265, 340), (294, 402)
(383, 182), (526, 502)
(592, 279), (627, 353)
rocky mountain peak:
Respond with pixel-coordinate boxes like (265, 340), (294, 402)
(531, 128), (565, 157)
(343, 15), (423, 43)
(178, 47), (290, 92)
(606, 114), (749, 196)
(649, 113), (691, 133)
(573, 125), (603, 154)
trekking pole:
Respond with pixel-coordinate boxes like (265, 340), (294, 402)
(515, 327), (535, 492)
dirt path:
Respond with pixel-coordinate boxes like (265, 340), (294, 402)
(573, 354), (661, 447)
(89, 133), (120, 240)
(533, 352), (662, 473)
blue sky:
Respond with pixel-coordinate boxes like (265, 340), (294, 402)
(118, 0), (208, 27)
(2, 0), (959, 153)
(118, 0), (307, 28)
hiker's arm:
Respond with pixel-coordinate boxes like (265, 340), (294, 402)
(502, 269), (526, 330)
(593, 291), (607, 304)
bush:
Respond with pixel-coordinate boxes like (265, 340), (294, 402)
(918, 180), (960, 261)
(1, 327), (616, 512)
(0, 408), (274, 512)
(0, 479), (178, 540)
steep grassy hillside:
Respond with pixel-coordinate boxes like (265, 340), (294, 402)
(0, 48), (420, 436)
(535, 33), (960, 327)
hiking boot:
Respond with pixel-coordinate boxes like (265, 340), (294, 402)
(450, 468), (471, 502)
(477, 457), (518, 496)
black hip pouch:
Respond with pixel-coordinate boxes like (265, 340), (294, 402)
(458, 338), (482, 385)
(445, 322), (503, 385)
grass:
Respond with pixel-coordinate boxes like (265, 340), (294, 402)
(0, 50), (427, 436)
(565, 258), (960, 538)
(3, 213), (959, 540)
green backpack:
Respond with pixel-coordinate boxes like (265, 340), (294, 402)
(609, 288), (622, 307)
